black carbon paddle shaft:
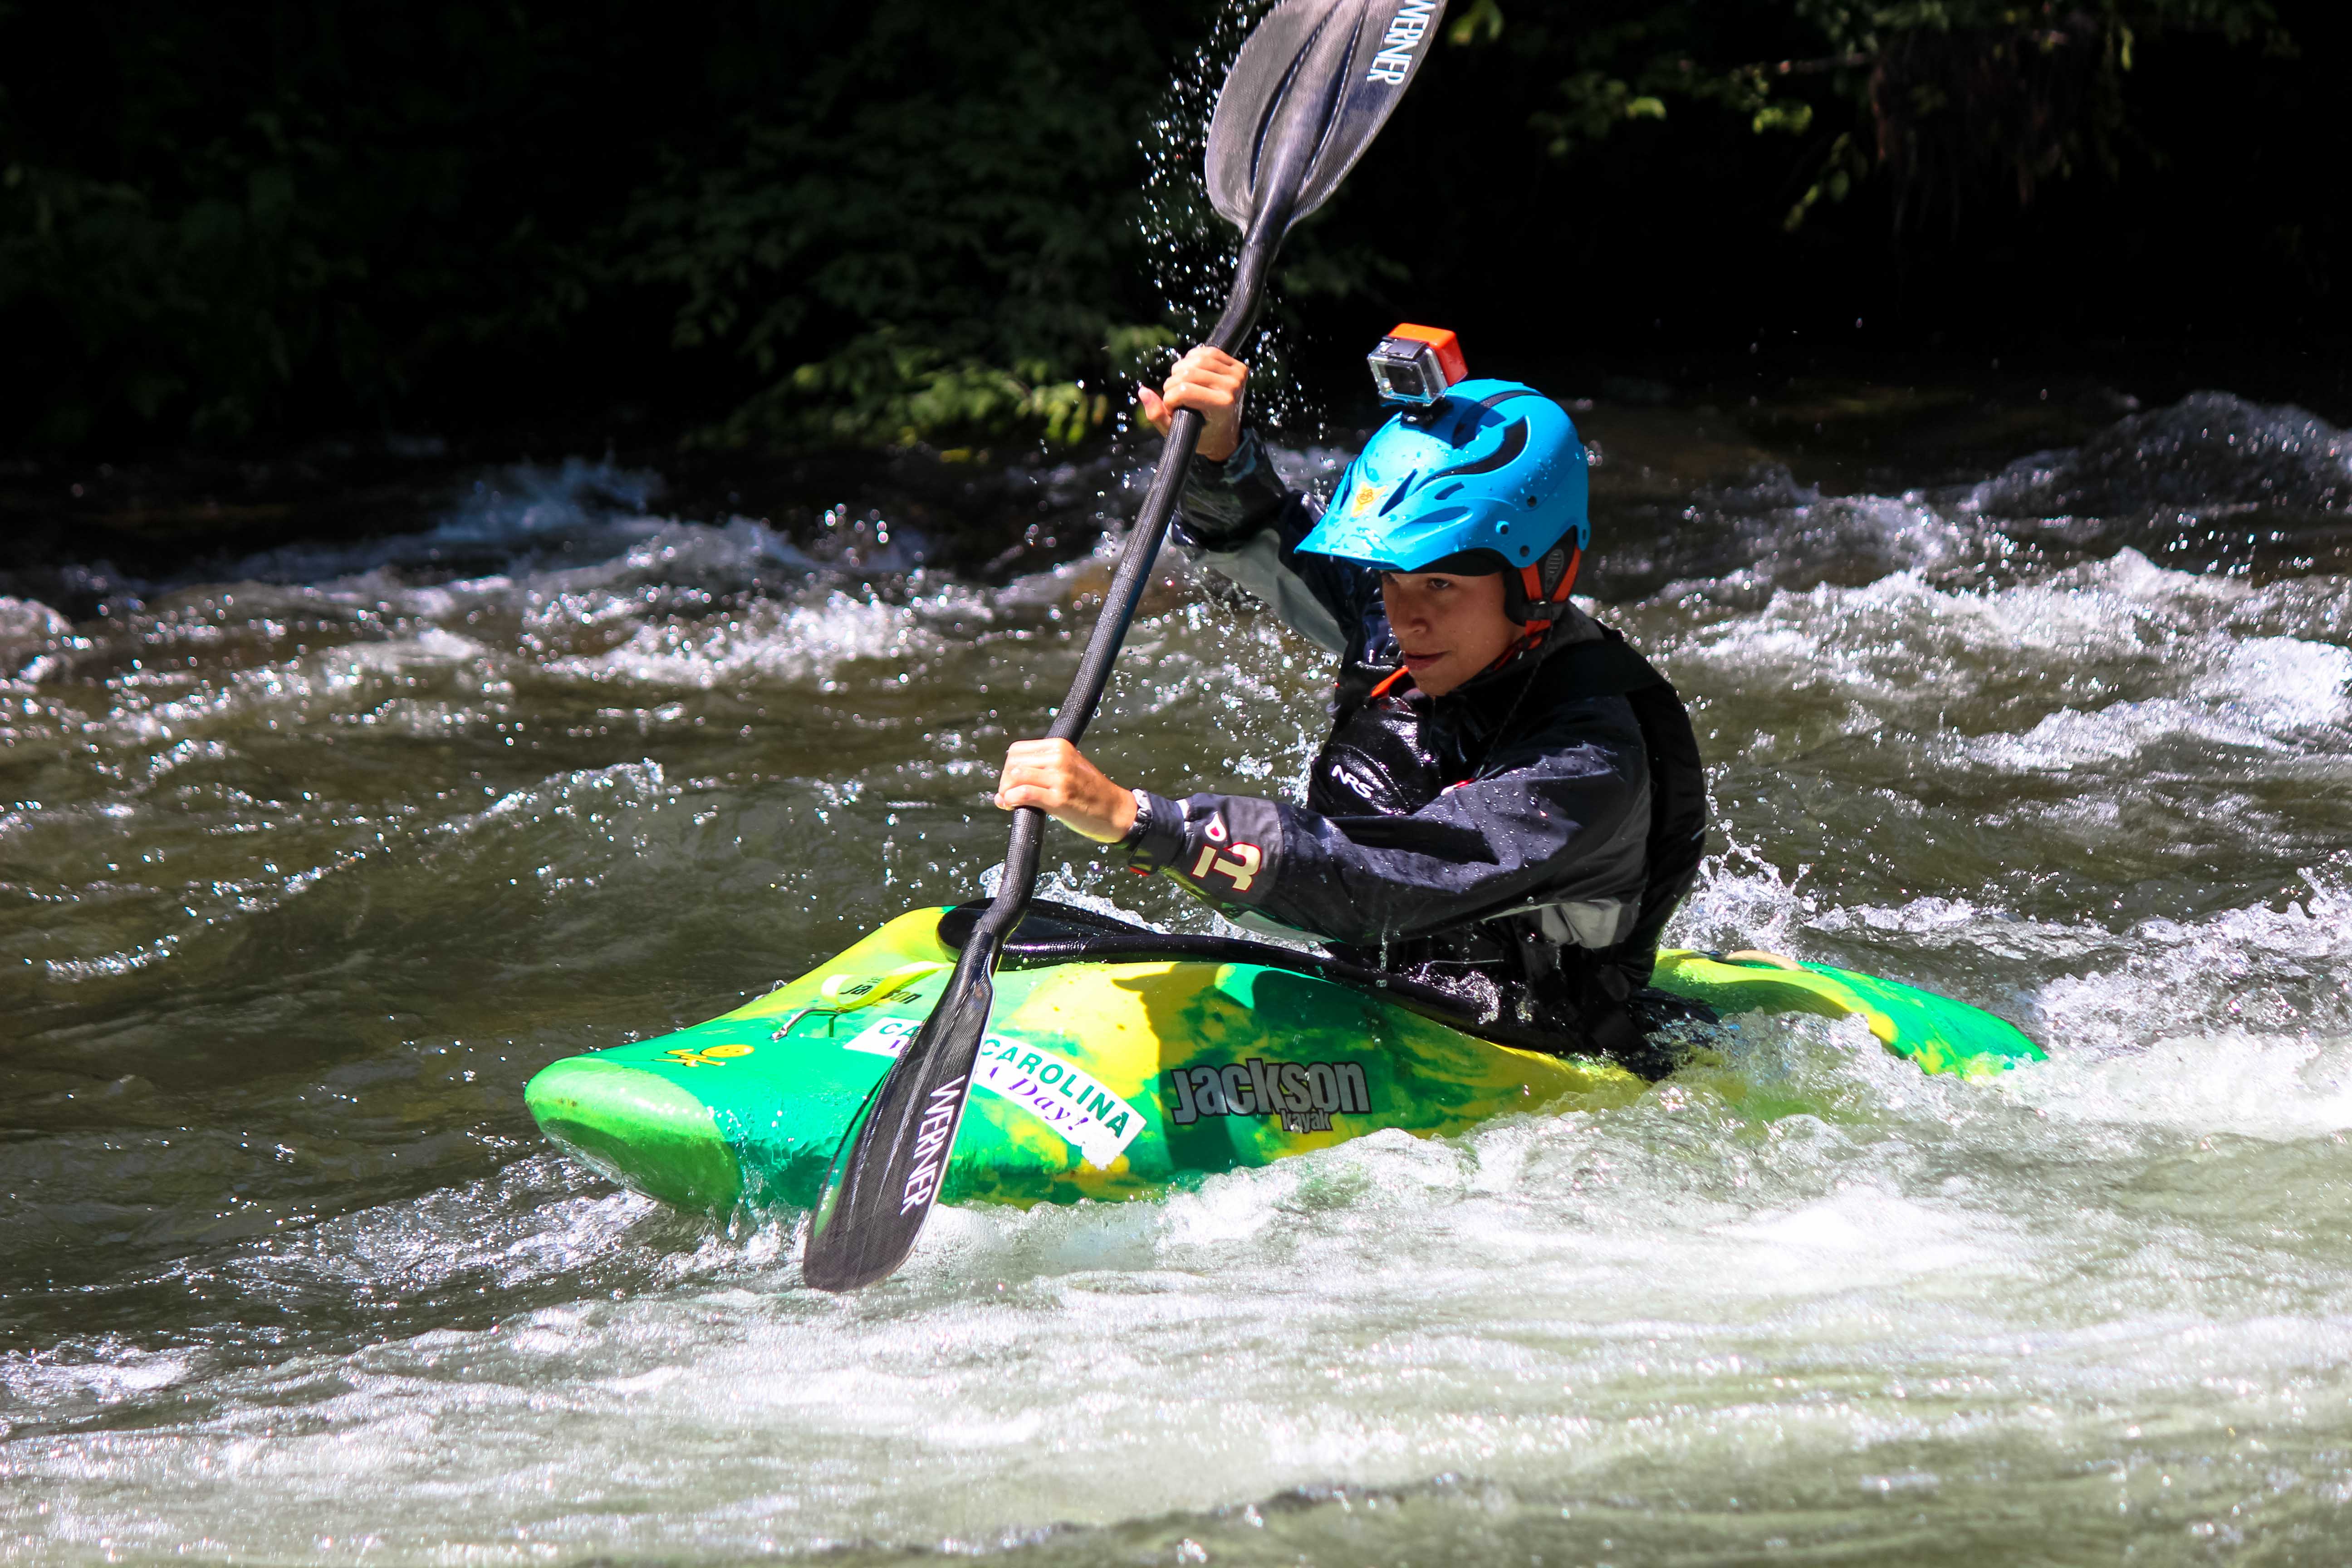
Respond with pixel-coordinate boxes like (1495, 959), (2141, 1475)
(800, 0), (1447, 1293)
(798, 229), (1274, 1294)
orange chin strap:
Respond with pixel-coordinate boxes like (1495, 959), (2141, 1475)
(1520, 544), (1582, 623)
(1486, 545), (1582, 669)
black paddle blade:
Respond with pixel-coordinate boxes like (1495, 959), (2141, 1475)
(1206, 0), (1450, 234)
(800, 941), (996, 1292)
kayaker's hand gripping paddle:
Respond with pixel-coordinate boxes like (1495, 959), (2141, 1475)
(801, 0), (1450, 1292)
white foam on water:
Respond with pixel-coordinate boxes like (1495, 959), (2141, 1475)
(2233, 572), (2352, 642)
(0, 597), (70, 640)
(100, 622), (501, 747)
(542, 588), (960, 690)
(0, 595), (71, 685)
(496, 518), (847, 607)
(2199, 634), (2352, 728)
(1755, 491), (1981, 584)
(1651, 549), (2350, 794)
(221, 1155), (682, 1308)
(1668, 548), (2251, 703)
(2025, 879), (2352, 1050)
(473, 759), (675, 833)
(1664, 837), (1821, 957)
(1973, 696), (2277, 768)
(1999, 1028), (2352, 1142)
(15, 424), (2352, 1562)
(0, 1339), (195, 1441)
(1963, 633), (2349, 771)
(17, 1052), (2352, 1564)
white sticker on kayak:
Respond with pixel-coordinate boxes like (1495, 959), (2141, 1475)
(841, 1019), (1143, 1169)
(842, 1016), (924, 1058)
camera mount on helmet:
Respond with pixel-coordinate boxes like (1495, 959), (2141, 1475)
(1366, 323), (1467, 406)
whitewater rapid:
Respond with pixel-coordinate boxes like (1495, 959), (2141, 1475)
(4, 392), (2350, 1563)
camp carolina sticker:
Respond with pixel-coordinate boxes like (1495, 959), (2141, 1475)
(843, 1018), (1144, 1169)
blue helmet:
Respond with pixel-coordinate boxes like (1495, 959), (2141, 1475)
(1296, 379), (1590, 623)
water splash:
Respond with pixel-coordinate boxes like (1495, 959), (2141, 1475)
(1137, 0), (1313, 435)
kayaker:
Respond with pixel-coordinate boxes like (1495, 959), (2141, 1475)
(994, 329), (1708, 1061)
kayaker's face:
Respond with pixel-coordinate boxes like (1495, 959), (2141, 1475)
(1378, 570), (1519, 696)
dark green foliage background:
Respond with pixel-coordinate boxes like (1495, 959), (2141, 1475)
(0, 0), (2341, 454)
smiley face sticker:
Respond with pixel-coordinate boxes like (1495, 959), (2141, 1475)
(663, 1044), (755, 1067)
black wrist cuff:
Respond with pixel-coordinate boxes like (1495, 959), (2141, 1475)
(1119, 791), (1186, 873)
(1198, 425), (1260, 478)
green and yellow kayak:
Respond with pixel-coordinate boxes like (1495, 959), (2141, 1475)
(524, 902), (2041, 1219)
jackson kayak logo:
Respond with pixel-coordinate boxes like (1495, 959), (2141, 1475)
(1164, 1057), (1371, 1134)
(1365, 0), (1437, 84)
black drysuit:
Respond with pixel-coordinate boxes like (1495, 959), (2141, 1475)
(1121, 427), (1709, 1057)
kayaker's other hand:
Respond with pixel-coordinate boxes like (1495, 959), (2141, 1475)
(995, 739), (1138, 844)
(1138, 345), (1248, 463)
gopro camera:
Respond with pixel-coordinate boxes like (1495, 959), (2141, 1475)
(1367, 323), (1467, 405)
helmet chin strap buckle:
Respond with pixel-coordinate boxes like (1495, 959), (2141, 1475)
(1506, 544), (1581, 626)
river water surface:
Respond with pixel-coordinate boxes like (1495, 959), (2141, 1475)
(5, 391), (2352, 1564)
